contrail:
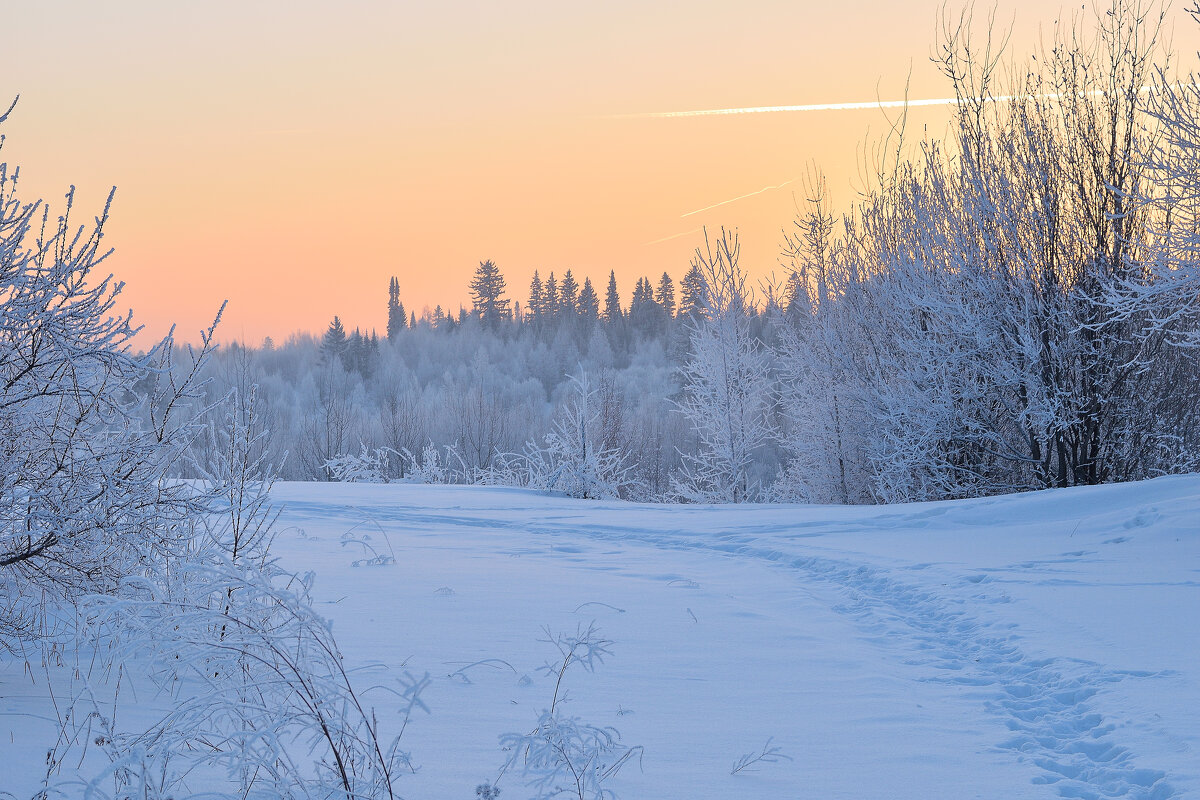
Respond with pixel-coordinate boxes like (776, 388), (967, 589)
(627, 97), (959, 118)
(618, 84), (1187, 119)
(681, 179), (796, 218)
(646, 179), (795, 244)
(644, 227), (702, 246)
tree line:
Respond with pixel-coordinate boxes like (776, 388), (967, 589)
(185, 0), (1200, 505)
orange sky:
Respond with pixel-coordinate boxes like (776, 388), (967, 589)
(3, 1), (1197, 344)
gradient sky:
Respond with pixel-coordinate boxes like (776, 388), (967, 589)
(3, 1), (1197, 344)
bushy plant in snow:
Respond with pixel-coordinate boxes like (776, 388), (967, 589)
(730, 737), (792, 775)
(0, 109), (218, 644)
(495, 622), (642, 800)
(402, 442), (452, 484)
(522, 372), (634, 500)
(45, 384), (425, 799)
(673, 229), (775, 503)
(0, 106), (424, 798)
(326, 444), (399, 483)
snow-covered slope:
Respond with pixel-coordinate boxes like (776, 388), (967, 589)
(4, 476), (1197, 799)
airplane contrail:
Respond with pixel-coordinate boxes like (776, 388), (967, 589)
(618, 84), (1187, 119)
(644, 227), (702, 246)
(681, 179), (796, 218)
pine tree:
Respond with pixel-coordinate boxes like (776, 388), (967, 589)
(656, 272), (676, 318)
(604, 270), (622, 323)
(543, 272), (559, 321)
(578, 277), (600, 322)
(386, 276), (406, 340)
(631, 277), (652, 307)
(680, 264), (708, 318)
(321, 316), (347, 363)
(346, 327), (366, 375)
(783, 271), (807, 317)
(469, 259), (511, 329)
(528, 270), (544, 323)
(560, 269), (579, 316)
(629, 277), (663, 337)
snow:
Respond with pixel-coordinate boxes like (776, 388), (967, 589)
(3, 475), (1198, 799)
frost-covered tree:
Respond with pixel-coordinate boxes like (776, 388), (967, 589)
(523, 372), (632, 499)
(0, 104), (423, 798)
(770, 0), (1200, 501)
(470, 259), (511, 329)
(298, 360), (358, 479)
(873, 0), (1195, 494)
(559, 269), (579, 316)
(628, 276), (665, 338)
(773, 176), (870, 503)
(69, 375), (424, 799)
(656, 271), (676, 318)
(678, 263), (707, 319)
(321, 315), (347, 363)
(673, 229), (775, 503)
(543, 271), (560, 322)
(577, 276), (600, 323)
(386, 275), (406, 340)
(603, 270), (622, 322)
(0, 143), (217, 640)
(527, 269), (544, 323)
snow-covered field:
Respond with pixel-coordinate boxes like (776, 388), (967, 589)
(4, 476), (1198, 799)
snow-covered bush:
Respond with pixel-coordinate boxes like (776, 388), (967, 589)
(522, 372), (633, 500)
(74, 558), (427, 799)
(496, 623), (642, 800)
(326, 444), (399, 483)
(673, 229), (775, 503)
(0, 124), (216, 643)
(0, 106), (423, 798)
(403, 442), (452, 484)
(769, 2), (1200, 501)
(41, 380), (424, 799)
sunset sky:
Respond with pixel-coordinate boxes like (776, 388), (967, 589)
(3, 1), (1197, 344)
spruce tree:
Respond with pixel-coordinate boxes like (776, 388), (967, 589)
(680, 263), (708, 318)
(321, 316), (348, 364)
(604, 270), (622, 323)
(528, 270), (544, 323)
(560, 269), (579, 316)
(469, 259), (511, 329)
(578, 277), (600, 322)
(629, 276), (663, 336)
(543, 272), (559, 321)
(631, 277), (652, 307)
(656, 271), (676, 318)
(346, 327), (366, 375)
(386, 276), (406, 341)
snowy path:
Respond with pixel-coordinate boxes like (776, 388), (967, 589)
(262, 476), (1198, 800)
(2, 477), (1195, 798)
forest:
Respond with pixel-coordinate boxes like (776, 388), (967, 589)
(187, 4), (1200, 505)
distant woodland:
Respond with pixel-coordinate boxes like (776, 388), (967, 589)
(164, 4), (1200, 503)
